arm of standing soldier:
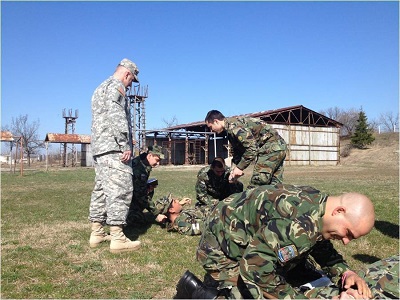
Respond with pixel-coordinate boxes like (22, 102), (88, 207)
(233, 127), (258, 171)
(108, 85), (131, 155)
(239, 222), (309, 299)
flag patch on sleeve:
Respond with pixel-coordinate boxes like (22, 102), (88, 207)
(277, 245), (298, 263)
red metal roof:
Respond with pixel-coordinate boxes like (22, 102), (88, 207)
(162, 105), (342, 132)
(44, 133), (91, 144)
(0, 131), (14, 141)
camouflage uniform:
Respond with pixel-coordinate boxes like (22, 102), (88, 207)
(153, 195), (211, 236)
(197, 184), (352, 299)
(167, 206), (211, 236)
(126, 152), (157, 224)
(225, 117), (287, 188)
(89, 76), (133, 226)
(304, 255), (399, 299)
(195, 165), (244, 207)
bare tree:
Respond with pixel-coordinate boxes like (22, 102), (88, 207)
(162, 115), (178, 128)
(379, 111), (399, 132)
(319, 107), (360, 137)
(10, 114), (45, 166)
(320, 106), (343, 120)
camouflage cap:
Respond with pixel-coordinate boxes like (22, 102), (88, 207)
(119, 58), (139, 83)
(154, 193), (174, 215)
(148, 145), (165, 159)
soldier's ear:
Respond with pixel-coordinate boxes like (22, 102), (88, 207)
(332, 206), (346, 216)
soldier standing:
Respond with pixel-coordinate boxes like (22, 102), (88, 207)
(204, 110), (287, 189)
(88, 58), (141, 253)
(195, 157), (243, 207)
(126, 145), (167, 225)
(179, 184), (376, 298)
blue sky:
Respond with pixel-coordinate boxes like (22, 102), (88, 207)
(1, 1), (399, 142)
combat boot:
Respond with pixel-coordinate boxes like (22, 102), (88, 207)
(175, 270), (218, 299)
(109, 225), (141, 253)
(89, 222), (111, 248)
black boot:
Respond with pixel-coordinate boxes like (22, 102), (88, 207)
(175, 270), (218, 299)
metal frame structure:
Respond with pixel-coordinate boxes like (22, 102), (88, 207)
(62, 109), (79, 167)
(141, 129), (217, 165)
(127, 85), (148, 154)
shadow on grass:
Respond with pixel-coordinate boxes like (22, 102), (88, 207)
(123, 211), (162, 240)
(352, 254), (382, 265)
(123, 222), (152, 241)
(374, 220), (399, 239)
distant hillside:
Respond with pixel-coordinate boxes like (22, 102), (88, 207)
(339, 132), (399, 166)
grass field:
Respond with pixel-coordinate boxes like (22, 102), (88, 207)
(1, 133), (399, 299)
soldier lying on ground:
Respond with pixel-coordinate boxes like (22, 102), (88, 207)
(153, 194), (211, 236)
(177, 183), (376, 299)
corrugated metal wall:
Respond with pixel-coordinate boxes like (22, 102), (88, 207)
(274, 124), (340, 166)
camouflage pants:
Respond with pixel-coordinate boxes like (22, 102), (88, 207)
(88, 152), (133, 226)
(249, 138), (287, 188)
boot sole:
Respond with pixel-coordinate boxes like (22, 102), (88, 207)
(109, 245), (141, 253)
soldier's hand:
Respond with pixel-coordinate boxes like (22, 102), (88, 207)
(336, 288), (367, 299)
(342, 271), (372, 299)
(155, 214), (167, 223)
(335, 290), (355, 299)
(229, 168), (244, 182)
(120, 150), (132, 162)
(179, 198), (191, 205)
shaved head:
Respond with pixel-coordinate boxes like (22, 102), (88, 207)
(322, 192), (375, 243)
(341, 193), (375, 236)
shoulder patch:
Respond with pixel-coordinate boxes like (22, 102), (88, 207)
(277, 245), (298, 263)
(238, 135), (243, 142)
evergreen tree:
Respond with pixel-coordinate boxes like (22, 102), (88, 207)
(351, 110), (375, 149)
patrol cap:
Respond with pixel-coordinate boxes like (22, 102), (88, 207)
(119, 58), (139, 83)
(148, 145), (165, 159)
(154, 193), (174, 215)
(147, 178), (158, 187)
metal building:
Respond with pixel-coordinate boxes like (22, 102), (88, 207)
(145, 105), (343, 166)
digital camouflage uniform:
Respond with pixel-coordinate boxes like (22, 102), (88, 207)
(225, 117), (287, 188)
(197, 183), (353, 299)
(89, 76), (133, 226)
(195, 165), (244, 207)
(126, 152), (157, 224)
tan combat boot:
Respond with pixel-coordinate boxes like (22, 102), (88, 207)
(89, 222), (111, 248)
(109, 225), (141, 253)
